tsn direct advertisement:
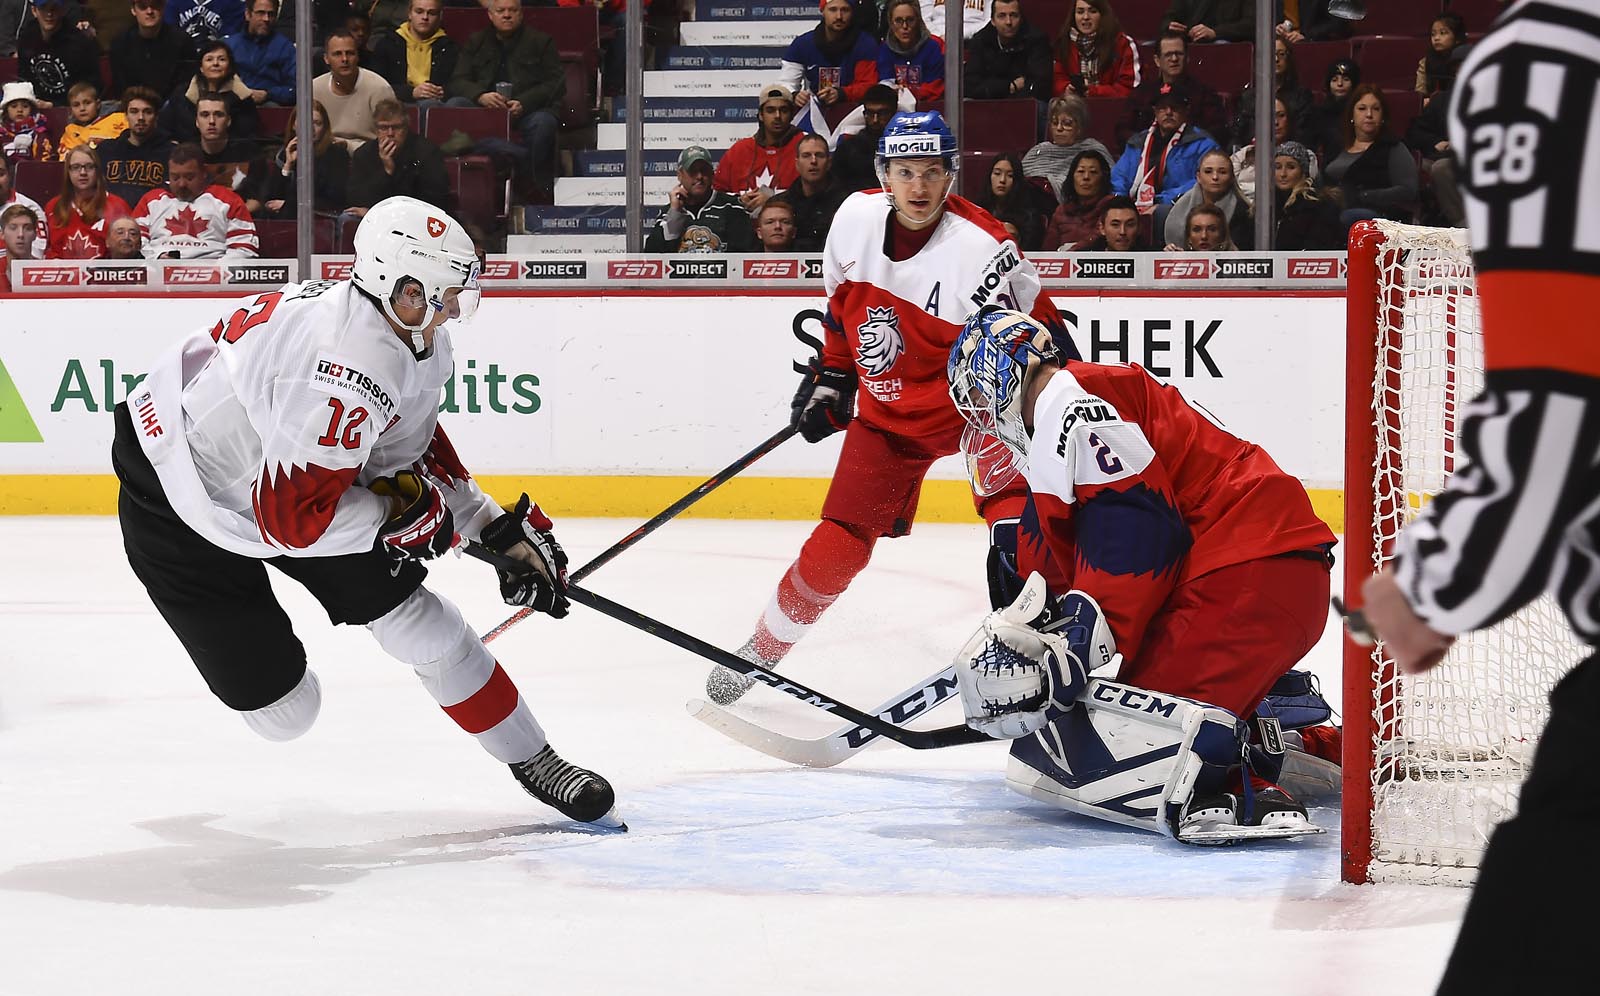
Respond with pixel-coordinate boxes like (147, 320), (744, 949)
(0, 280), (1344, 512)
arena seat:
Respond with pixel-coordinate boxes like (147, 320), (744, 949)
(1357, 36), (1430, 90)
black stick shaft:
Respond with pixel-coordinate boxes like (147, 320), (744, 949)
(465, 543), (987, 751)
(479, 425), (796, 644)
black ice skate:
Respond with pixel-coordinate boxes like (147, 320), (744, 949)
(1176, 784), (1323, 845)
(704, 637), (772, 706)
(510, 744), (626, 831)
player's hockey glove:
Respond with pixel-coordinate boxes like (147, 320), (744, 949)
(372, 470), (458, 562)
(790, 358), (857, 443)
(479, 494), (570, 618)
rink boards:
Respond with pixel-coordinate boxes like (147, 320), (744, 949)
(0, 289), (1344, 525)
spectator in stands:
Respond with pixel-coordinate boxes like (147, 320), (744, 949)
(781, 0), (878, 113)
(831, 83), (896, 191)
(1110, 80), (1218, 217)
(344, 97), (446, 216)
(1, 81), (57, 160)
(45, 144), (131, 256)
(343, 6), (371, 62)
(1166, 201), (1234, 251)
(1320, 82), (1417, 229)
(1068, 193), (1146, 250)
(1115, 29), (1224, 149)
(242, 98), (350, 218)
(878, 0), (944, 104)
(99, 85), (174, 204)
(715, 82), (805, 214)
(313, 27), (396, 149)
(963, 0), (1052, 101)
(194, 92), (252, 189)
(87, 1), (134, 51)
(1275, 0), (1349, 43)
(367, 0), (408, 38)
(1052, 0), (1139, 98)
(1232, 96), (1315, 200)
(1233, 36), (1313, 151)
(371, 0), (458, 109)
(18, 0), (103, 106)
(133, 141), (257, 256)
(1163, 0), (1254, 44)
(111, 0), (199, 100)
(165, 0), (243, 46)
(104, 213), (141, 257)
(755, 198), (797, 252)
(57, 81), (126, 157)
(223, 0), (293, 106)
(1044, 147), (1111, 250)
(1270, 140), (1338, 249)
(0, 203), (42, 292)
(1303, 56), (1357, 165)
(1418, 11), (1466, 100)
(1406, 55), (1464, 228)
(1164, 147), (1250, 248)
(447, 0), (564, 186)
(0, 150), (50, 252)
(1021, 93), (1111, 200)
(772, 132), (848, 252)
(644, 144), (756, 254)
(160, 38), (260, 140)
(975, 151), (1044, 251)
(920, 0), (986, 40)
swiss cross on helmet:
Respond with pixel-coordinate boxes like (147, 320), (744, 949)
(948, 306), (1062, 496)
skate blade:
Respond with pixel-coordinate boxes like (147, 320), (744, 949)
(586, 807), (628, 833)
(1177, 822), (1325, 846)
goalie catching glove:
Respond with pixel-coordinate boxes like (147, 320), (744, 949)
(955, 572), (1116, 739)
(790, 358), (857, 443)
(479, 494), (570, 618)
(372, 470), (457, 562)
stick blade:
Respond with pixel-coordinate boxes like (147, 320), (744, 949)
(686, 698), (858, 768)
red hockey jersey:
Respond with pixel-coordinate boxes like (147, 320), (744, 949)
(820, 190), (1064, 443)
(1016, 362), (1334, 661)
(713, 130), (806, 194)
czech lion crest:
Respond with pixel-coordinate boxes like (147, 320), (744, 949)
(855, 306), (904, 377)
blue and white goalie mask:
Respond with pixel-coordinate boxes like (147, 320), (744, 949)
(948, 307), (1057, 496)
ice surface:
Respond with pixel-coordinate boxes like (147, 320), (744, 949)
(0, 518), (1466, 995)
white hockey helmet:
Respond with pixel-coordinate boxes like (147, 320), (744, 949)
(351, 196), (481, 352)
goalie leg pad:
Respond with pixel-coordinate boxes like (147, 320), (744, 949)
(1005, 678), (1245, 837)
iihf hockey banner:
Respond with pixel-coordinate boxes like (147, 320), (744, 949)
(0, 292), (1345, 520)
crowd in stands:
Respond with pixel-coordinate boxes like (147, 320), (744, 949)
(0, 0), (1501, 271)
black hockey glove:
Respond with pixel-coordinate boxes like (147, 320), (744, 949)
(372, 470), (458, 562)
(789, 358), (857, 443)
(479, 494), (571, 618)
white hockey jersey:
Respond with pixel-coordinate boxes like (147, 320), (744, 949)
(134, 184), (259, 258)
(127, 279), (499, 559)
(821, 190), (1061, 441)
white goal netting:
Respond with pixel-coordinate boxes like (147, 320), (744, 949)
(1354, 220), (1586, 886)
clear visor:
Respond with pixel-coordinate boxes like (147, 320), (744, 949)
(439, 258), (482, 325)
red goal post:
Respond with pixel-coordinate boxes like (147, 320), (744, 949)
(1341, 220), (1584, 886)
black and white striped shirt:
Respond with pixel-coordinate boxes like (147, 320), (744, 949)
(1395, 0), (1600, 643)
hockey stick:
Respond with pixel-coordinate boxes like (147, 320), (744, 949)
(463, 541), (990, 751)
(479, 424), (797, 644)
(687, 665), (962, 767)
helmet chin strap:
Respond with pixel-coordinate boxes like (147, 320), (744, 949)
(385, 279), (433, 356)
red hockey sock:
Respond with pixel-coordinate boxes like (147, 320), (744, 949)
(749, 519), (875, 662)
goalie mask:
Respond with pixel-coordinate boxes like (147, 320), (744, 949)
(948, 306), (1061, 496)
(875, 110), (958, 227)
(351, 196), (481, 354)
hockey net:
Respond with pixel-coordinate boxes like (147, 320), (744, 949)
(1341, 220), (1584, 886)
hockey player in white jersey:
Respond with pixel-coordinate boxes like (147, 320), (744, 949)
(111, 196), (623, 830)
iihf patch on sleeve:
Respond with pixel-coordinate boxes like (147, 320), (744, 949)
(311, 350), (397, 418)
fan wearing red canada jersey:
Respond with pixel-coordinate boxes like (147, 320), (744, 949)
(945, 307), (1338, 844)
(111, 196), (622, 830)
(705, 110), (1069, 706)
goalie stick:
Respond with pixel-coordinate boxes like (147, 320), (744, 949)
(687, 665), (962, 767)
(463, 541), (990, 751)
(479, 425), (797, 644)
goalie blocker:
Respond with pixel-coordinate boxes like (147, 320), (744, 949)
(956, 574), (1325, 844)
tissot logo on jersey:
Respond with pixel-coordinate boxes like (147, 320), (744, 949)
(313, 354), (395, 414)
(855, 306), (905, 377)
(968, 244), (1021, 308)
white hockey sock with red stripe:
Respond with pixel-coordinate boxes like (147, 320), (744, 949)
(368, 587), (546, 764)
